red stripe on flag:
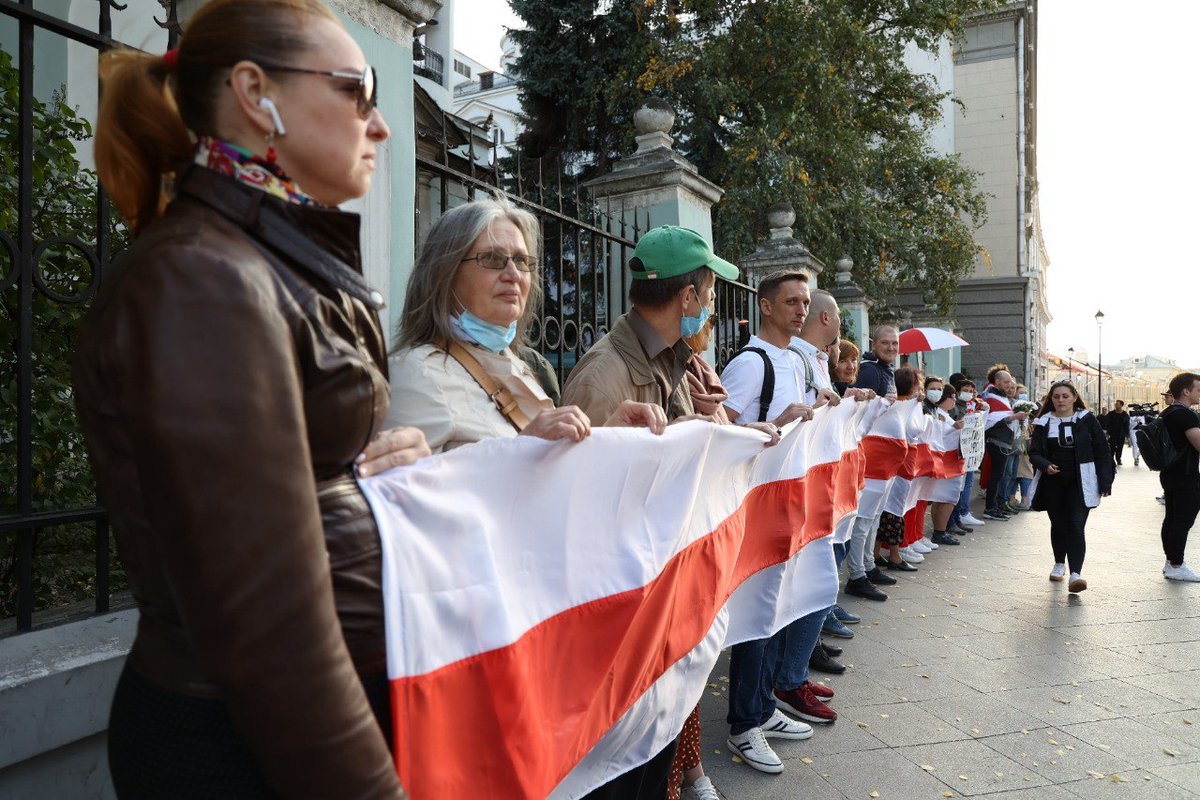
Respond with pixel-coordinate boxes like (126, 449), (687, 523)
(861, 435), (907, 480)
(389, 450), (860, 800)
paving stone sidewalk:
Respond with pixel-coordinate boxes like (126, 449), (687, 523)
(698, 461), (1200, 799)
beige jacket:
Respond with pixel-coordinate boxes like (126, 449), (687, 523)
(561, 312), (694, 425)
(387, 343), (552, 453)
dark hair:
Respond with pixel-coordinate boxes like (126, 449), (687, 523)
(95, 0), (338, 233)
(952, 377), (976, 392)
(627, 264), (712, 310)
(1169, 372), (1200, 399)
(1036, 380), (1087, 418)
(948, 372), (966, 386)
(756, 270), (809, 303)
(986, 363), (1010, 385)
(924, 374), (944, 389)
(894, 366), (918, 398)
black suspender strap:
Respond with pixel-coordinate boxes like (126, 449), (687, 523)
(736, 347), (775, 423)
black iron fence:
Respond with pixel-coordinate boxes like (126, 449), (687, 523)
(1, 0), (178, 633)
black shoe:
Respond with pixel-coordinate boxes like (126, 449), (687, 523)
(845, 576), (888, 601)
(886, 559), (918, 572)
(950, 523), (973, 534)
(931, 531), (961, 546)
(820, 638), (843, 657)
(866, 567), (898, 586)
(874, 556), (888, 569)
(809, 643), (846, 675)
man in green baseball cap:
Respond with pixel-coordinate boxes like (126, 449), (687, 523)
(562, 224), (740, 429)
(560, 226), (740, 797)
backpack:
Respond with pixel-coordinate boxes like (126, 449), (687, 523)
(735, 348), (774, 423)
(1136, 407), (1186, 472)
(735, 345), (818, 423)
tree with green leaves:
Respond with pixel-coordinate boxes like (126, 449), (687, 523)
(508, 0), (995, 313)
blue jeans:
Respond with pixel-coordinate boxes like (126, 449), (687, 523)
(774, 607), (828, 693)
(726, 607), (828, 733)
(951, 471), (975, 526)
(999, 454), (1019, 505)
(1017, 476), (1033, 506)
(727, 632), (784, 734)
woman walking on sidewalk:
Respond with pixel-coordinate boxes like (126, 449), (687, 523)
(1028, 382), (1115, 593)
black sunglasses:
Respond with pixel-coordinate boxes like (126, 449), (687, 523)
(258, 63), (378, 119)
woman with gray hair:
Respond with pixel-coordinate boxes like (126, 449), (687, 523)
(387, 198), (662, 451)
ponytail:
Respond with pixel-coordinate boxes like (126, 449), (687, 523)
(94, 0), (338, 236)
(95, 50), (192, 235)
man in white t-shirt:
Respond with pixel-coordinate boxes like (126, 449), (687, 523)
(719, 271), (830, 776)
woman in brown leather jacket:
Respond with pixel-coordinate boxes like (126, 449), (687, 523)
(74, 1), (425, 796)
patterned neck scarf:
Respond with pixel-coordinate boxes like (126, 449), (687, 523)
(194, 136), (317, 206)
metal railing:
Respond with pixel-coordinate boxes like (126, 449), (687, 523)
(1, 0), (179, 633)
(414, 48), (445, 85)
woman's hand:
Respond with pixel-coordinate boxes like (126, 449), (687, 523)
(521, 405), (592, 442)
(772, 403), (814, 427)
(953, 420), (966, 430)
(742, 421), (782, 447)
(356, 427), (431, 477)
(1046, 464), (1061, 475)
(605, 400), (668, 435)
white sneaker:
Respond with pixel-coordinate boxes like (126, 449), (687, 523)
(910, 540), (932, 554)
(899, 546), (925, 564)
(727, 727), (784, 774)
(1049, 563), (1066, 582)
(921, 535), (939, 551)
(961, 513), (986, 526)
(682, 776), (721, 800)
(762, 708), (814, 740)
(1164, 563), (1200, 582)
(1068, 572), (1088, 593)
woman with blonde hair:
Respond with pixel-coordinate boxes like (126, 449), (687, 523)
(75, 1), (424, 796)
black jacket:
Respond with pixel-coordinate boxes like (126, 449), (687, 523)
(1028, 410), (1115, 509)
(1106, 410), (1131, 441)
(852, 352), (895, 397)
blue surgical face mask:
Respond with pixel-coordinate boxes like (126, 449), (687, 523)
(680, 287), (711, 339)
(451, 311), (517, 353)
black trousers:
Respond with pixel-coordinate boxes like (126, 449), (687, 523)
(108, 665), (393, 799)
(1039, 474), (1089, 574)
(985, 443), (1010, 511)
(1162, 482), (1200, 566)
(581, 738), (679, 800)
(1109, 436), (1126, 464)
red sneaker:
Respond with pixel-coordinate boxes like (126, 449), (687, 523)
(805, 680), (834, 699)
(774, 684), (837, 724)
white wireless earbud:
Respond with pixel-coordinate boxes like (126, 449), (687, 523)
(258, 97), (286, 136)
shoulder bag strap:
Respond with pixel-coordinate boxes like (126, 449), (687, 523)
(736, 347), (774, 423)
(444, 340), (531, 433)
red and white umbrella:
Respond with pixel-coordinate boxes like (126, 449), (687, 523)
(898, 327), (969, 355)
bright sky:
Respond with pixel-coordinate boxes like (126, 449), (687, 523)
(453, 2), (522, 73)
(459, 2), (1200, 370)
(1039, 0), (1200, 370)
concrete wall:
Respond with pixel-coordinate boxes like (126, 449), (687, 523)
(955, 276), (1030, 384)
(955, 17), (1020, 281)
(0, 611), (136, 800)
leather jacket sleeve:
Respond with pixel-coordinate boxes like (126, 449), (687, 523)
(104, 242), (403, 798)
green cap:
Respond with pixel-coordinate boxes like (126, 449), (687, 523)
(630, 225), (740, 282)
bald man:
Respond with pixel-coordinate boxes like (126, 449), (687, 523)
(853, 325), (898, 398)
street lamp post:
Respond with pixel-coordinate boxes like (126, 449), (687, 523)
(1067, 347), (1074, 382)
(1095, 310), (1105, 409)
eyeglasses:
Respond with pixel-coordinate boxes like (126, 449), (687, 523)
(258, 63), (378, 119)
(461, 251), (538, 272)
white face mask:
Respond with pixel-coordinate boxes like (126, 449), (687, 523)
(926, 389), (944, 404)
(958, 391), (973, 403)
